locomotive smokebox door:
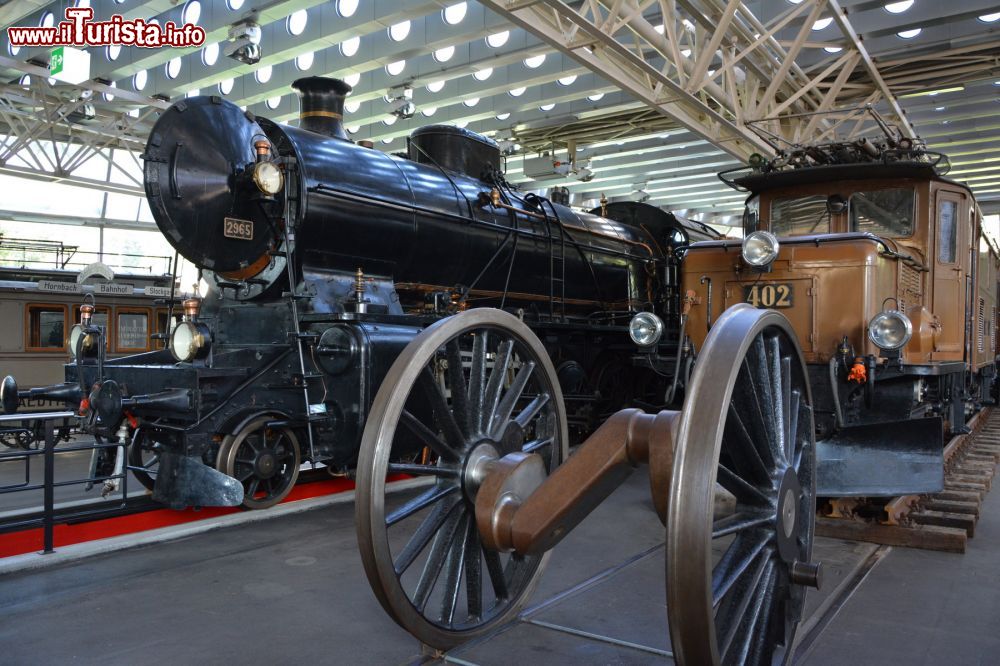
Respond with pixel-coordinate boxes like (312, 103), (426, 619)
(142, 96), (279, 274)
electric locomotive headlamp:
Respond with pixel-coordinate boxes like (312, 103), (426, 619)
(629, 312), (664, 347)
(170, 298), (212, 362)
(252, 161), (283, 195)
(741, 231), (780, 268)
(867, 310), (912, 351)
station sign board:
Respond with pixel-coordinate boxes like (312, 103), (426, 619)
(37, 280), (82, 294)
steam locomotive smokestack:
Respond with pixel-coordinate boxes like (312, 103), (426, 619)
(291, 76), (352, 140)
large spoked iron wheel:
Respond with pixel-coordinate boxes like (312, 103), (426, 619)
(216, 416), (301, 510)
(667, 304), (816, 666)
(356, 309), (568, 650)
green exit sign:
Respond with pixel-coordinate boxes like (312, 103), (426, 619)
(50, 46), (64, 75)
(47, 46), (90, 84)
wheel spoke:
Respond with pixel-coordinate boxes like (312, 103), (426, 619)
(788, 389), (801, 469)
(734, 365), (778, 470)
(712, 510), (775, 539)
(482, 340), (514, 434)
(746, 567), (781, 666)
(729, 560), (777, 666)
(778, 352), (793, 466)
(766, 335), (789, 467)
(513, 393), (549, 429)
(400, 409), (460, 463)
(387, 463), (460, 478)
(446, 339), (471, 438)
(752, 335), (784, 466)
(522, 437), (552, 454)
(717, 464), (772, 508)
(490, 361), (536, 438)
(412, 507), (465, 612)
(723, 404), (771, 485)
(717, 551), (771, 662)
(464, 517), (483, 621)
(483, 547), (509, 601)
(439, 513), (470, 625)
(247, 478), (260, 497)
(246, 436), (262, 454)
(418, 370), (467, 453)
(386, 484), (460, 527)
(468, 331), (488, 431)
(393, 498), (461, 575)
(712, 533), (772, 607)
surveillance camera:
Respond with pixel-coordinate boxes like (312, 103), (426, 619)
(575, 166), (594, 182)
(227, 22), (262, 64)
(388, 96), (416, 119)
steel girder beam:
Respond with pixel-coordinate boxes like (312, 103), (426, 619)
(480, 0), (916, 157)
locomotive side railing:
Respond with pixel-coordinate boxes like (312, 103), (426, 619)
(0, 412), (129, 554)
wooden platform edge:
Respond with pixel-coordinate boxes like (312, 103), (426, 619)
(816, 517), (967, 553)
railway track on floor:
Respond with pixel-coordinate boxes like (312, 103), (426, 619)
(817, 407), (1000, 552)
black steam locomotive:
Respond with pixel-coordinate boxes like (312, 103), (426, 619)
(1, 77), (718, 509)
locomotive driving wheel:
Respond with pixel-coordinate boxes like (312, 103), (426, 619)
(128, 428), (161, 492)
(667, 304), (817, 665)
(216, 416), (301, 510)
(356, 309), (567, 650)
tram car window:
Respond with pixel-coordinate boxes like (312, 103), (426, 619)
(26, 304), (66, 351)
(116, 307), (151, 352)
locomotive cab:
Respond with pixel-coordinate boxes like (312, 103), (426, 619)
(683, 144), (996, 497)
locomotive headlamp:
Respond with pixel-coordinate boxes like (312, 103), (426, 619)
(170, 320), (212, 362)
(252, 161), (283, 195)
(867, 310), (912, 351)
(629, 312), (664, 347)
(68, 303), (98, 359)
(742, 231), (780, 268)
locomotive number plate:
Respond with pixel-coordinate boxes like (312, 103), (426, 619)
(744, 283), (793, 308)
(223, 217), (254, 241)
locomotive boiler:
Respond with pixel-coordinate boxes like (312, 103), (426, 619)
(0, 77), (710, 509)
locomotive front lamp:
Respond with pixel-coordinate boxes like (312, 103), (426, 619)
(629, 312), (664, 347)
(68, 303), (97, 359)
(170, 321), (212, 362)
(252, 160), (283, 195)
(742, 231), (780, 268)
(170, 297), (212, 362)
(867, 310), (912, 351)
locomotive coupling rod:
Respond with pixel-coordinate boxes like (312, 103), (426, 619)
(475, 408), (679, 556)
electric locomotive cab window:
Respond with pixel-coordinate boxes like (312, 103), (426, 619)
(849, 188), (914, 237)
(26, 304), (66, 351)
(938, 199), (958, 263)
(770, 195), (830, 236)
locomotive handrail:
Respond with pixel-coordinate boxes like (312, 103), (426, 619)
(0, 411), (131, 554)
(309, 184), (656, 262)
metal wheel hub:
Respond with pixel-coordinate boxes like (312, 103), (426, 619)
(775, 467), (802, 563)
(254, 450), (277, 479)
(463, 442), (500, 498)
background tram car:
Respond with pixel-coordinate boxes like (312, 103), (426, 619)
(680, 121), (998, 497)
(0, 244), (176, 449)
(0, 77), (714, 509)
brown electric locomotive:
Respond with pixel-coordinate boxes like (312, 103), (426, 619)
(682, 114), (997, 496)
